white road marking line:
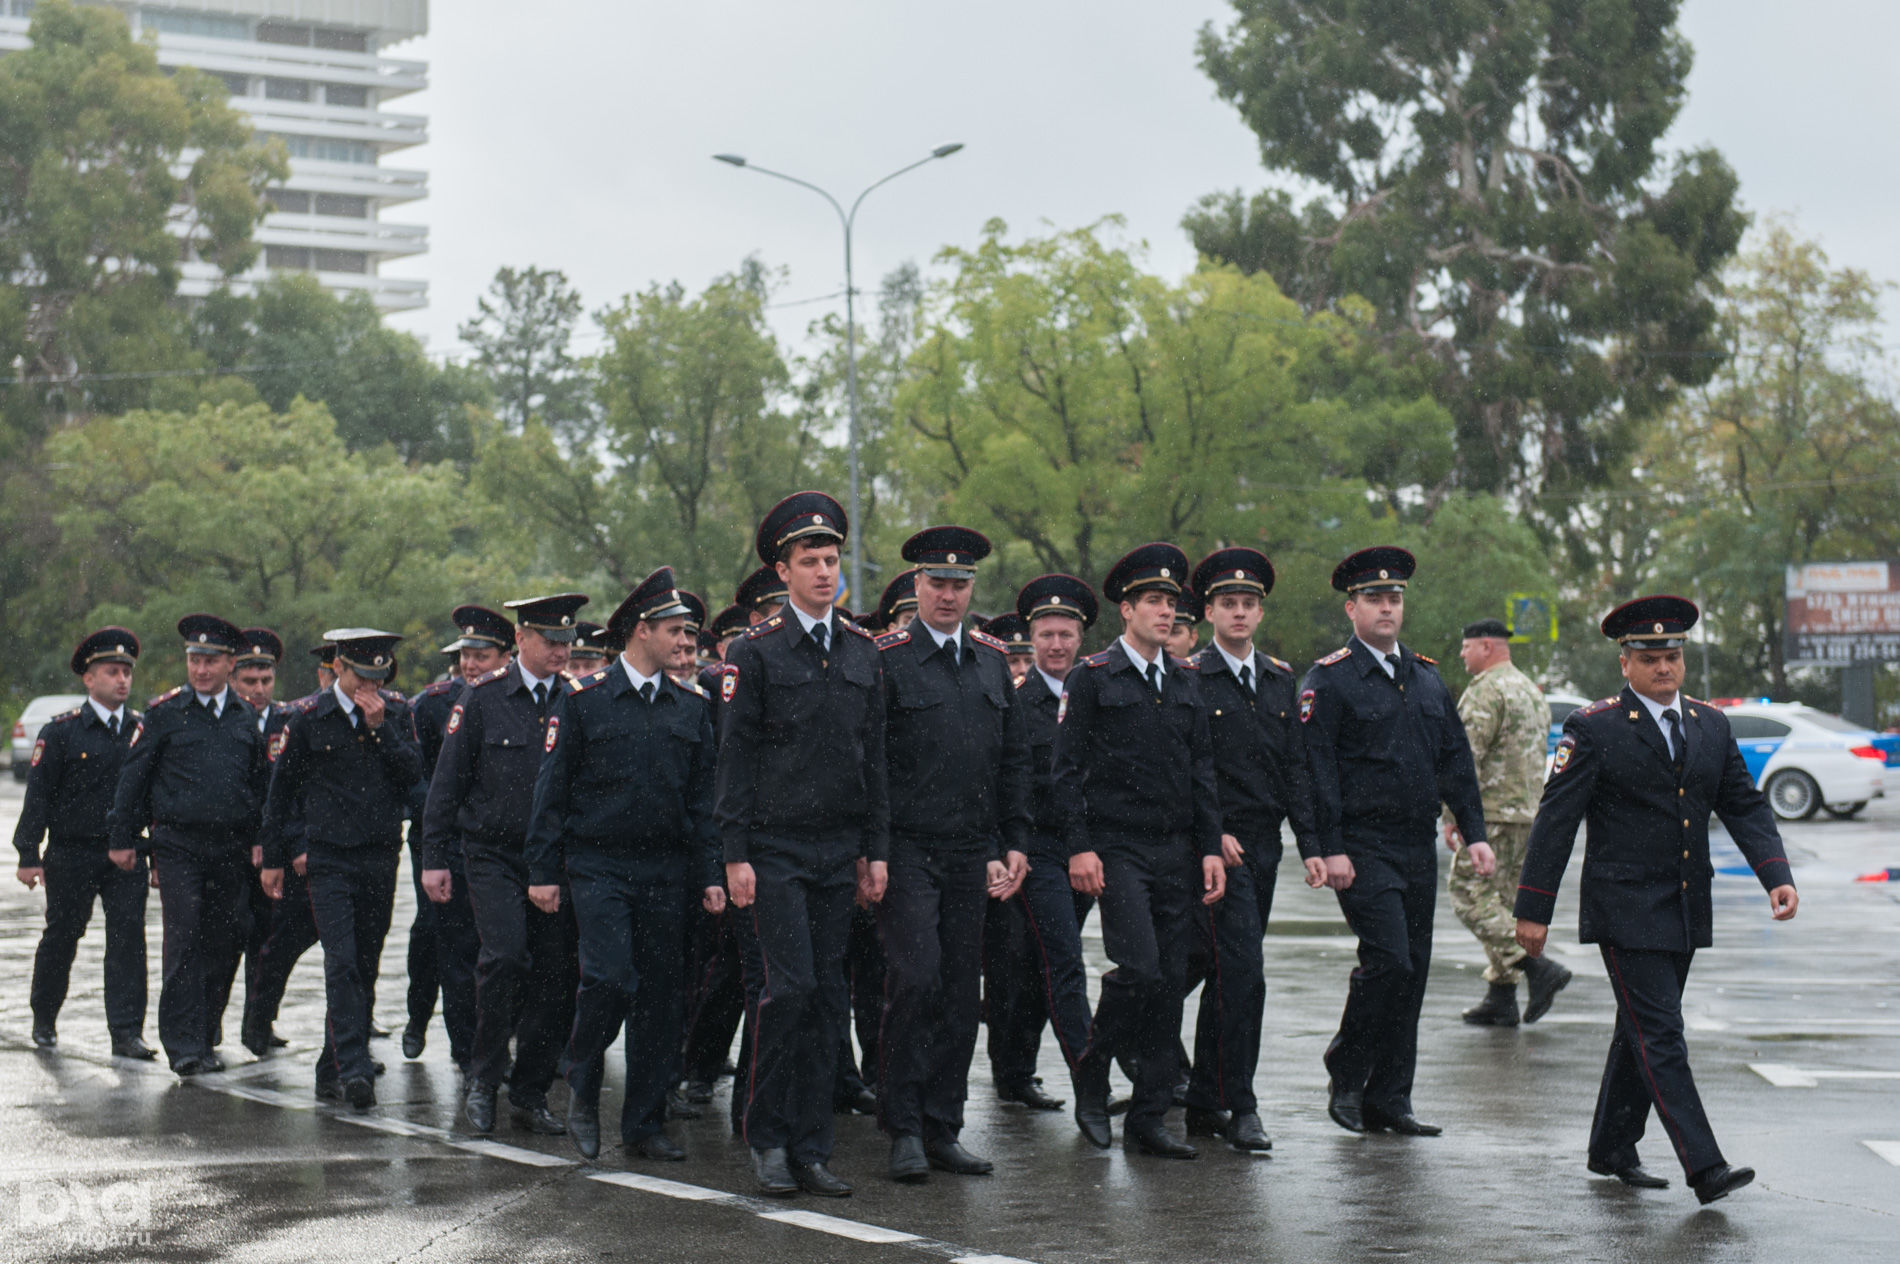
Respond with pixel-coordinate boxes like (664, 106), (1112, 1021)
(1863, 1141), (1900, 1167)
(442, 1137), (574, 1167)
(952, 1256), (1040, 1264)
(588, 1171), (730, 1202)
(1750, 1064), (1900, 1087)
(760, 1209), (922, 1244)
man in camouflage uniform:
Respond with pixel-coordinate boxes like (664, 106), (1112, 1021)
(1445, 618), (1571, 1026)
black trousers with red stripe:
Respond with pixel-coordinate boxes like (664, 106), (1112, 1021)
(1184, 837), (1281, 1114)
(1593, 945), (1724, 1179)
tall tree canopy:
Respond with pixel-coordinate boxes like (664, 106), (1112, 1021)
(1188, 0), (1746, 499)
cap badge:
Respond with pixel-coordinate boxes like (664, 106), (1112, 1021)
(562, 615), (572, 625)
(1051, 596), (1063, 605)
(197, 633), (208, 643)
(1379, 569), (1389, 579)
(812, 514), (823, 524)
(1160, 567), (1171, 579)
(114, 644), (124, 654)
(374, 655), (387, 666)
(1234, 570), (1244, 579)
(465, 626), (475, 636)
(1653, 622), (1664, 634)
(947, 553), (958, 564)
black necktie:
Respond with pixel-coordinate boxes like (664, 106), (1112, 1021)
(947, 637), (959, 667)
(640, 681), (655, 703)
(107, 714), (120, 737)
(1147, 662), (1162, 697)
(1239, 663), (1254, 695)
(1384, 653), (1401, 679)
(812, 621), (828, 653)
(1663, 707), (1684, 771)
(533, 682), (548, 715)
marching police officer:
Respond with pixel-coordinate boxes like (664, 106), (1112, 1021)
(877, 568), (920, 634)
(423, 593), (588, 1135)
(15, 629), (153, 1059)
(565, 621), (611, 677)
(978, 612), (1035, 683)
(672, 592), (707, 684)
(222, 628), (287, 1045)
(875, 526), (1031, 1182)
(983, 575), (1100, 1114)
(1052, 544), (1226, 1158)
(259, 630), (421, 1107)
(736, 565), (790, 622)
(715, 491), (889, 1198)
(1165, 588), (1202, 660)
(1301, 547), (1492, 1136)
(526, 568), (722, 1163)
(1181, 548), (1318, 1153)
(1514, 596), (1797, 1204)
(109, 614), (270, 1076)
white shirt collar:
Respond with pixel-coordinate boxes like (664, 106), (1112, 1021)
(788, 600), (832, 641)
(620, 654), (665, 695)
(518, 662), (557, 695)
(1354, 636), (1398, 677)
(87, 698), (125, 727)
(918, 619), (962, 656)
(1633, 689), (1682, 740)
(1036, 667), (1067, 699)
(194, 686), (230, 714)
(332, 682), (357, 715)
(1215, 640), (1255, 679)
(1119, 636), (1164, 676)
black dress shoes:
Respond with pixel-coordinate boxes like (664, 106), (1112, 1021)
(31, 1023), (57, 1050)
(368, 1018), (390, 1039)
(666, 1086), (703, 1119)
(270, 1033), (288, 1048)
(1690, 1163), (1755, 1205)
(1589, 1156), (1669, 1189)
(315, 1079), (342, 1101)
(511, 1100), (565, 1135)
(401, 1025), (426, 1060)
(925, 1137), (993, 1175)
(464, 1082), (498, 1133)
(1185, 1107), (1228, 1138)
(682, 1079), (716, 1104)
(1217, 1110), (1273, 1153)
(791, 1161), (853, 1197)
(1521, 954), (1574, 1024)
(1105, 1094), (1133, 1117)
(753, 1147), (797, 1196)
(1362, 1104), (1442, 1136)
(999, 1079), (1065, 1111)
(889, 1134), (929, 1182)
(567, 1102), (600, 1161)
(342, 1077), (376, 1110)
(1462, 983), (1521, 1026)
(1125, 1124), (1198, 1159)
(200, 1052), (226, 1074)
(835, 1086), (878, 1115)
(1074, 1094), (1113, 1149)
(1327, 1083), (1366, 1133)
(110, 1032), (158, 1061)
(240, 1020), (275, 1059)
(174, 1058), (208, 1077)
(633, 1132), (686, 1162)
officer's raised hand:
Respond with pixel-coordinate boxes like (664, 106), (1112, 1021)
(528, 884), (560, 914)
(351, 680), (386, 728)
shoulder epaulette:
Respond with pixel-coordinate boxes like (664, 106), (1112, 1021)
(567, 669), (610, 694)
(1013, 672), (1029, 689)
(1082, 649), (1116, 668)
(969, 628), (1009, 655)
(1171, 655), (1198, 671)
(472, 666), (511, 687)
(420, 678), (458, 698)
(1267, 655), (1292, 674)
(1414, 653), (1438, 667)
(842, 620), (875, 641)
(680, 676), (709, 699)
(51, 706), (84, 724)
(378, 687), (405, 703)
(875, 628), (911, 651)
(149, 686), (186, 707)
(744, 615), (785, 640)
(1315, 647), (1352, 666)
(1575, 697), (1619, 719)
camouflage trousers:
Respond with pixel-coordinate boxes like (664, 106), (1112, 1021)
(1449, 821), (1530, 986)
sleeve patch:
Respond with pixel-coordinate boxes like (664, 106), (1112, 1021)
(720, 663), (738, 703)
(1299, 689), (1315, 723)
(446, 704), (463, 735)
(30, 738), (45, 767)
(1550, 734), (1577, 774)
(128, 722), (143, 748)
(267, 729), (288, 762)
(1056, 692), (1069, 724)
(544, 715), (560, 753)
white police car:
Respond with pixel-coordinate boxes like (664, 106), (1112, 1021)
(1710, 699), (1896, 821)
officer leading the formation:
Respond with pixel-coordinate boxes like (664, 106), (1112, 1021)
(715, 491), (889, 1198)
(1300, 548), (1492, 1137)
(528, 569), (721, 1163)
(1052, 543), (1225, 1159)
(1514, 596), (1798, 1205)
(14, 629), (153, 1060)
(874, 526), (1031, 1183)
(108, 614), (270, 1076)
(259, 630), (421, 1108)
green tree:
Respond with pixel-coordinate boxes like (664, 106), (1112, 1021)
(1188, 0), (1745, 499)
(458, 266), (593, 439)
(0, 0), (283, 443)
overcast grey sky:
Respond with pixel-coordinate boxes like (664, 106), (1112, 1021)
(381, 1), (1900, 357)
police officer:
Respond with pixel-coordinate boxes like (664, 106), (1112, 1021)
(979, 612), (1035, 684)
(1165, 588), (1202, 660)
(260, 630), (420, 1107)
(672, 592), (707, 684)
(109, 614), (271, 1076)
(983, 575), (1100, 1115)
(1301, 547), (1492, 1136)
(566, 621), (611, 678)
(15, 629), (153, 1059)
(405, 606), (515, 1067)
(526, 568), (722, 1163)
(311, 642), (338, 693)
(875, 526), (1031, 1182)
(221, 628), (286, 1045)
(715, 491), (889, 1198)
(736, 565), (790, 622)
(423, 593), (588, 1135)
(706, 605), (750, 662)
(1179, 548), (1317, 1153)
(877, 568), (920, 634)
(1448, 618), (1571, 1026)
(1514, 597), (1797, 1204)
(1053, 544), (1226, 1158)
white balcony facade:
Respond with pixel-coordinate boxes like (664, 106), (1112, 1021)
(0, 1), (430, 312)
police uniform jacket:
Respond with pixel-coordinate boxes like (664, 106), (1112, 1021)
(419, 663), (554, 867)
(1514, 688), (1793, 952)
(1018, 671), (1066, 860)
(877, 624), (1032, 860)
(406, 676), (462, 822)
(1192, 645), (1319, 850)
(1298, 639), (1485, 861)
(524, 661), (719, 889)
(713, 609), (890, 865)
(259, 688), (422, 868)
(14, 703), (140, 864)
(108, 689), (269, 853)
(1049, 639), (1222, 860)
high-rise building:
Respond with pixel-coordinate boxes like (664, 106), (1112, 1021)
(0, 1), (430, 312)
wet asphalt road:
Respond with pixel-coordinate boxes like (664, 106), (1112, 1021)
(1, 777), (1896, 1263)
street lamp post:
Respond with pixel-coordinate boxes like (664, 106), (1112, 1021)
(714, 144), (965, 608)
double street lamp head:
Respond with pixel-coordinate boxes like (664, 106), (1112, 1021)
(710, 144), (965, 170)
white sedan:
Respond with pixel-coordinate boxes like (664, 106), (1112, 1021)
(1713, 701), (1895, 821)
(8, 694), (87, 782)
